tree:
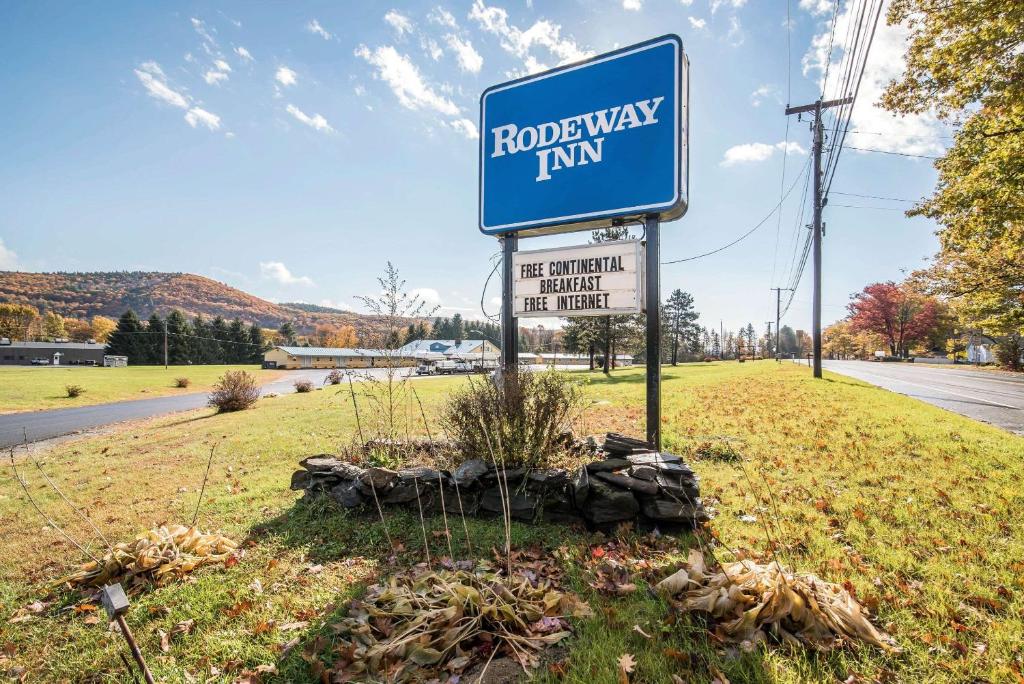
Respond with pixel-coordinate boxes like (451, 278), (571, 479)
(165, 310), (192, 364)
(823, 321), (856, 359)
(0, 304), (38, 341)
(562, 317), (603, 369)
(210, 317), (230, 363)
(90, 316), (116, 343)
(105, 310), (148, 363)
(192, 315), (217, 364)
(145, 313), (165, 364)
(848, 282), (940, 357)
(663, 290), (699, 365)
(65, 318), (93, 342)
(778, 325), (798, 357)
(884, 0), (1023, 369)
(248, 323), (265, 364)
(228, 318), (249, 363)
(42, 312), (67, 340)
(450, 313), (465, 341)
(278, 321), (298, 346)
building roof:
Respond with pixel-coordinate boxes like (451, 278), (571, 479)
(396, 339), (491, 356)
(0, 341), (106, 350)
(274, 346), (389, 357)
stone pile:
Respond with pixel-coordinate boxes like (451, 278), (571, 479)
(291, 433), (708, 529)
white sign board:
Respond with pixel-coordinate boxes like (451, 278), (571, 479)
(512, 240), (645, 317)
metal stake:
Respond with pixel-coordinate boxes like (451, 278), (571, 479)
(500, 233), (519, 372)
(645, 214), (661, 450)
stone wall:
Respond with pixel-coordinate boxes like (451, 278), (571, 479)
(291, 434), (708, 529)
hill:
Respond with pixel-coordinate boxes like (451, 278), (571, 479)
(0, 271), (381, 334)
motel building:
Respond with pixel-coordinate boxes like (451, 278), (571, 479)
(263, 339), (501, 370)
(0, 340), (108, 366)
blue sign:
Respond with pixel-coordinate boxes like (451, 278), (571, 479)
(479, 34), (688, 236)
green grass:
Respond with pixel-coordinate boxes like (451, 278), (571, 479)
(1, 362), (1021, 682)
(0, 365), (281, 414)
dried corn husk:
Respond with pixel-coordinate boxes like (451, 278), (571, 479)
(55, 524), (237, 589)
(657, 549), (898, 652)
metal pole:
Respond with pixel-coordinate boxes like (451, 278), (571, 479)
(811, 100), (823, 379)
(115, 615), (155, 684)
(775, 288), (781, 361)
(500, 234), (519, 372)
(645, 214), (661, 450)
(163, 326), (168, 370)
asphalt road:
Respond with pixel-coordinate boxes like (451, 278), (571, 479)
(0, 367), (412, 448)
(817, 360), (1024, 435)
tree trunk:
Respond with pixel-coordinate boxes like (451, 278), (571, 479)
(603, 316), (611, 376)
(588, 343), (595, 371)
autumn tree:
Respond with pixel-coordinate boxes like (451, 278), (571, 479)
(848, 282), (940, 358)
(90, 316), (116, 343)
(0, 303), (39, 341)
(64, 318), (93, 342)
(42, 311), (67, 340)
(885, 0), (1023, 368)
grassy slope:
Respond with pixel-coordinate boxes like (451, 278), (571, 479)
(0, 365), (280, 414)
(0, 363), (1021, 682)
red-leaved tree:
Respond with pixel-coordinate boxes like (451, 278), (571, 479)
(848, 282), (939, 357)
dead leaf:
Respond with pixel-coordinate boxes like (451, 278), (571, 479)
(617, 653), (636, 683)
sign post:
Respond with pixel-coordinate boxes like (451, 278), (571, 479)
(480, 34), (688, 450)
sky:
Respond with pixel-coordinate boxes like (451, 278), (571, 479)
(0, 0), (949, 335)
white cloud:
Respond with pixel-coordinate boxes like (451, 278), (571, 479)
(234, 46), (254, 62)
(275, 66), (297, 86)
(446, 34), (483, 73)
(306, 19), (333, 40)
(134, 62), (189, 109)
(799, 0), (833, 15)
(410, 287), (442, 307)
(214, 59), (231, 72)
(469, 0), (591, 74)
(319, 298), (353, 311)
(260, 261), (315, 286)
(355, 44), (460, 115)
(688, 16), (706, 29)
(447, 118), (480, 139)
(190, 17), (218, 46)
(423, 37), (444, 61)
(750, 83), (780, 107)
(802, 0), (946, 155)
(679, 0), (694, 4)
(203, 70), (228, 85)
(623, 0), (642, 10)
(384, 10), (414, 37)
(727, 15), (744, 45)
(710, 0), (746, 13)
(285, 103), (334, 133)
(429, 6), (458, 27)
(184, 107), (221, 130)
(720, 140), (806, 166)
(0, 238), (19, 270)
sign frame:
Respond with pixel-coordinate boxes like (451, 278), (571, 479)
(478, 34), (689, 237)
(511, 240), (646, 318)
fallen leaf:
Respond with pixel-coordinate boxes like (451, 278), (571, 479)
(617, 652), (636, 683)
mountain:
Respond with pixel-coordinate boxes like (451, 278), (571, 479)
(0, 271), (380, 333)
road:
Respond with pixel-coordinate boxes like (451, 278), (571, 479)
(817, 360), (1024, 435)
(0, 367), (412, 448)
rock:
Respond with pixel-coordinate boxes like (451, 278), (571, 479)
(640, 498), (703, 523)
(628, 465), (657, 481)
(479, 487), (539, 521)
(655, 474), (701, 501)
(358, 467), (398, 491)
(290, 470), (311, 491)
(602, 433), (656, 456)
(570, 466), (589, 507)
(306, 471), (342, 491)
(331, 462), (365, 480)
(585, 458), (630, 473)
(527, 469), (570, 492)
(381, 482), (421, 504)
(300, 456), (345, 472)
(593, 471), (660, 496)
(482, 467), (526, 484)
(652, 461), (696, 481)
(398, 466), (442, 483)
(329, 481), (364, 508)
(583, 479), (639, 524)
(626, 452), (682, 466)
(453, 459), (489, 488)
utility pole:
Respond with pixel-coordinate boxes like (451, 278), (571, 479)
(770, 287), (794, 362)
(163, 325), (168, 370)
(765, 321), (773, 359)
(785, 96), (853, 379)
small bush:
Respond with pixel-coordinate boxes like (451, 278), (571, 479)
(65, 384), (85, 398)
(441, 369), (584, 470)
(208, 370), (259, 412)
(294, 379), (314, 393)
(324, 369), (344, 385)
(175, 377), (191, 388)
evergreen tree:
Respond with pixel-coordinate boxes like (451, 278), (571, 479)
(278, 321), (297, 346)
(145, 313), (165, 365)
(210, 316), (230, 364)
(450, 313), (464, 341)
(228, 318), (248, 363)
(165, 310), (192, 365)
(248, 323), (264, 364)
(663, 289), (699, 365)
(106, 310), (148, 364)
(779, 325), (798, 357)
(191, 315), (216, 364)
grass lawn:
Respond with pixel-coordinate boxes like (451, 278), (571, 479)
(1, 362), (1022, 682)
(0, 365), (281, 414)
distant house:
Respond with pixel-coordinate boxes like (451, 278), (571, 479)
(0, 340), (107, 366)
(966, 335), (998, 364)
(263, 346), (408, 370)
(395, 339), (500, 361)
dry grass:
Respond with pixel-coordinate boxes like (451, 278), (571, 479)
(0, 363), (1021, 683)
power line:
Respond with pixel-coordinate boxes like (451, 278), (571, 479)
(843, 145), (941, 159)
(828, 203), (912, 211)
(830, 190), (920, 202)
(662, 157), (810, 265)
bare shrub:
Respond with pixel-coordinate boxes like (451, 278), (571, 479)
(175, 377), (191, 388)
(208, 370), (259, 412)
(441, 369), (585, 470)
(65, 384), (85, 398)
(294, 379), (314, 393)
(324, 369), (343, 385)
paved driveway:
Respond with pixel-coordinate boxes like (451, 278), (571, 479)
(817, 360), (1024, 435)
